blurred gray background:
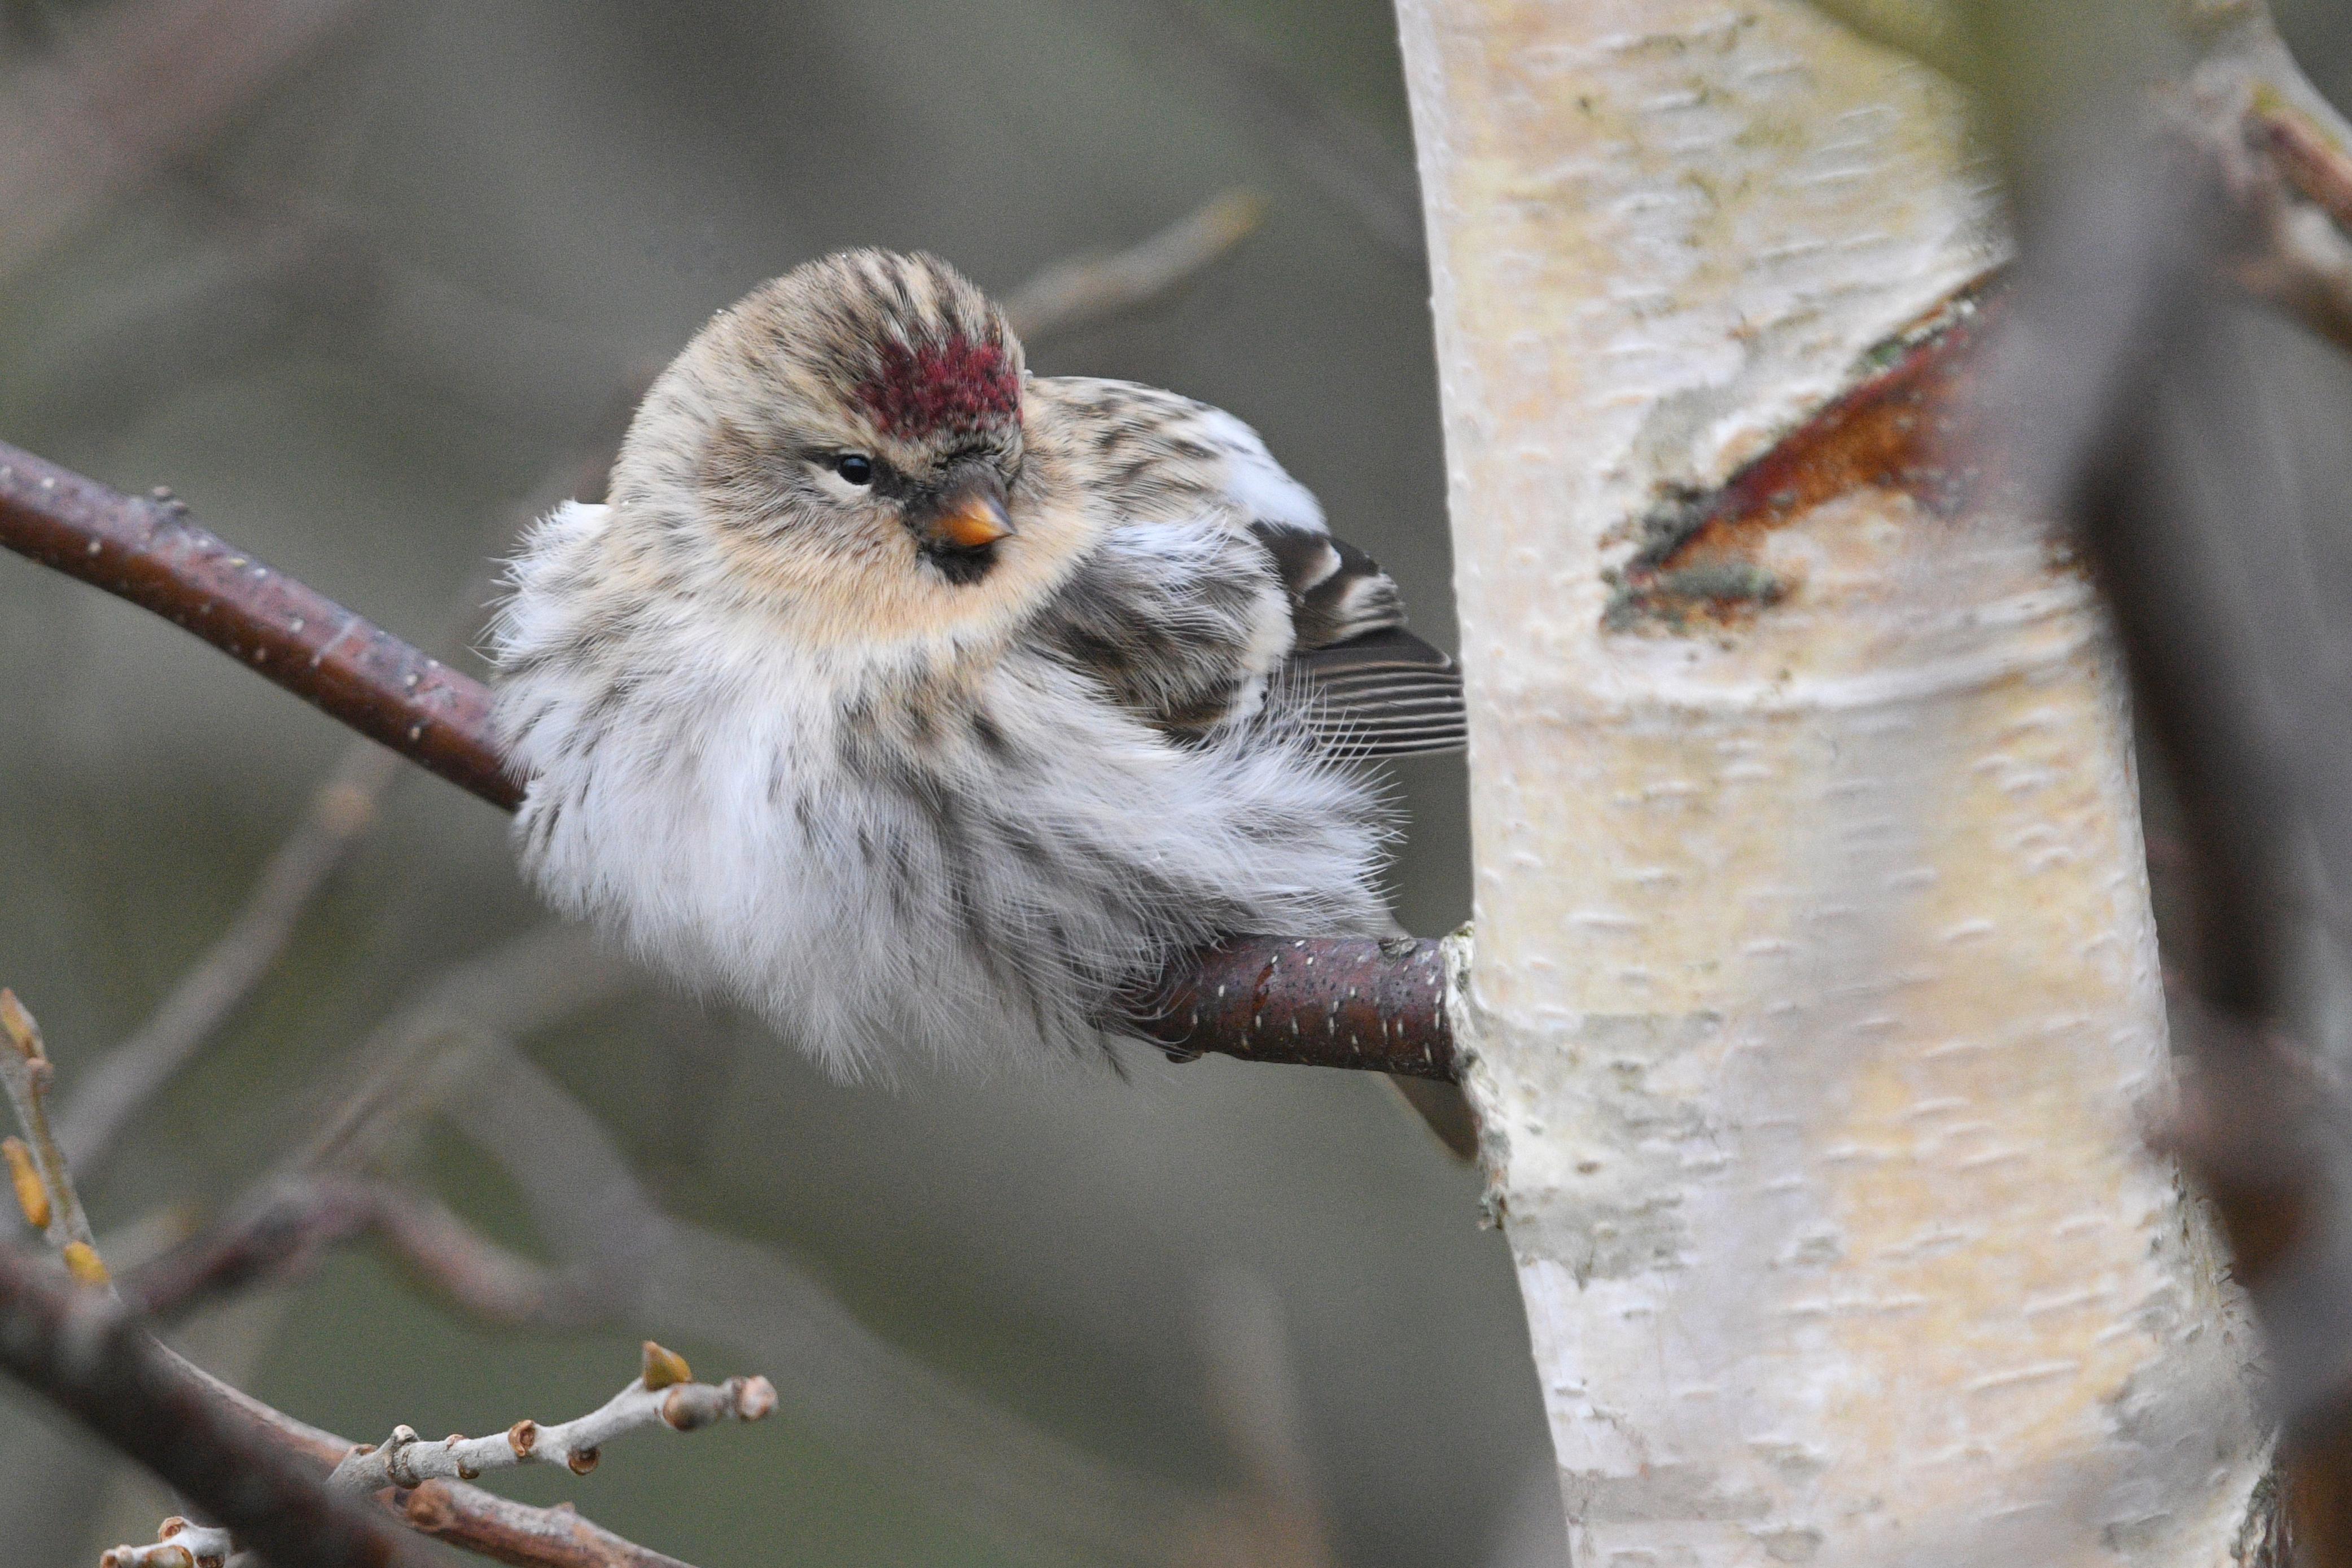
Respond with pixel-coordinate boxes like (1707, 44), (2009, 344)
(3, 2), (2351, 1565)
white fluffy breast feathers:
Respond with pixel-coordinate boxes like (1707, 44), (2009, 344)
(487, 249), (1457, 1075)
(489, 496), (1394, 1077)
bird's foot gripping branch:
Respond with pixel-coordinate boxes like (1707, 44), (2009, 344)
(0, 439), (1457, 1081)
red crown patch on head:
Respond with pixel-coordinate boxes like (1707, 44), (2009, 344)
(856, 336), (1020, 440)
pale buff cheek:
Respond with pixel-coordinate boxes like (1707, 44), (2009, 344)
(535, 529), (699, 669)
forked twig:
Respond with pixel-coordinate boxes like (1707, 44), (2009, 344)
(0, 984), (765, 1568)
(123, 1172), (605, 1326)
(0, 1238), (437, 1568)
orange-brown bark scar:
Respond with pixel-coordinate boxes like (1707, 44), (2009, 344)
(1604, 270), (2013, 634)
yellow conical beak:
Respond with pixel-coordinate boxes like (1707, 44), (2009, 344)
(938, 486), (1013, 549)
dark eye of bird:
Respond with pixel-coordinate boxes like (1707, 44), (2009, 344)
(833, 454), (874, 485)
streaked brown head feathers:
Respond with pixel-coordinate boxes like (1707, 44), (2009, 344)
(598, 249), (1080, 647)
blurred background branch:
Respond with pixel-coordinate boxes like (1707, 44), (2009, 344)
(0, 0), (371, 281)
(1100, 2), (1421, 261)
(1003, 189), (1268, 344)
(1947, 0), (2352, 1557)
(51, 741), (401, 1179)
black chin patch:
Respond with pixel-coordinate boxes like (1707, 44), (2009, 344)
(922, 543), (999, 586)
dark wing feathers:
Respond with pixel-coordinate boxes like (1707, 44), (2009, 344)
(1291, 627), (1468, 758)
(1025, 374), (1463, 759)
(1252, 522), (1466, 759)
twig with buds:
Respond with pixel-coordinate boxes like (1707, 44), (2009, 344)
(0, 444), (1461, 1080)
(80, 1334), (776, 1568)
(99, 1516), (235, 1568)
(0, 983), (767, 1568)
(0, 1237), (440, 1568)
(329, 1341), (776, 1496)
(0, 990), (110, 1286)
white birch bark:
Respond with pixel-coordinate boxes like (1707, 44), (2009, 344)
(1394, 3), (2270, 1562)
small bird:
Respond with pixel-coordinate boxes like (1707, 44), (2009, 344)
(492, 249), (1463, 1078)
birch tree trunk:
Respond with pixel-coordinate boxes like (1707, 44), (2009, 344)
(1395, 3), (2270, 1562)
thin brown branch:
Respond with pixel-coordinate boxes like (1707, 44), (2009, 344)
(122, 1175), (602, 1329)
(0, 972), (757, 1568)
(0, 449), (515, 805)
(0, 1239), (439, 1568)
(1001, 190), (1268, 345)
(1126, 935), (1452, 1079)
(0, 443), (1457, 1078)
(391, 1481), (698, 1568)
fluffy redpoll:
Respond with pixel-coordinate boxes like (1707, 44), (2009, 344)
(492, 249), (1463, 1075)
